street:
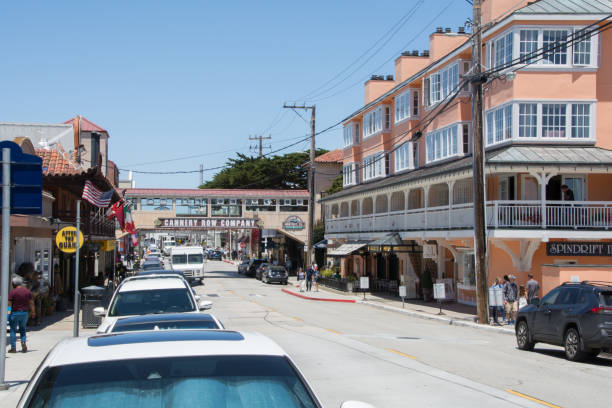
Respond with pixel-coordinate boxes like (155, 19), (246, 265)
(196, 261), (611, 408)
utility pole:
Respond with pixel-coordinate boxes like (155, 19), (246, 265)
(0, 148), (11, 389)
(283, 103), (316, 267)
(199, 164), (204, 186)
(471, 0), (489, 325)
(73, 200), (81, 337)
(249, 135), (272, 158)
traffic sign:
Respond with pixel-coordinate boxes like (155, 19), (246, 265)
(56, 226), (84, 253)
(0, 141), (42, 215)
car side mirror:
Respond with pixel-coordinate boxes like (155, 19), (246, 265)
(93, 307), (106, 317)
(194, 295), (201, 301)
(341, 401), (376, 408)
(199, 300), (213, 310)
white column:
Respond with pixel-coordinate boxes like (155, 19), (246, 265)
(448, 181), (455, 229)
(423, 186), (430, 230)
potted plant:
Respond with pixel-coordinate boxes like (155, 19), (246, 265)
(421, 269), (433, 301)
(345, 273), (357, 292)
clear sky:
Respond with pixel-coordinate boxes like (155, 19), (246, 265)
(0, 0), (471, 189)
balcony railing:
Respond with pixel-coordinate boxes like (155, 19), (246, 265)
(56, 210), (116, 238)
(326, 200), (612, 234)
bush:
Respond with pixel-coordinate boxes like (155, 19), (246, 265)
(421, 269), (433, 289)
(321, 268), (334, 278)
(345, 273), (357, 282)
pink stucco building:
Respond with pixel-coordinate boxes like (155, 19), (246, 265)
(322, 0), (612, 304)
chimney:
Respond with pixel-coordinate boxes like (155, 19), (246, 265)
(386, 75), (394, 81)
(412, 50), (419, 56)
(421, 50), (430, 57)
(395, 49), (431, 82)
(436, 27), (443, 34)
(364, 74), (395, 104)
(458, 26), (465, 34)
(445, 27), (452, 33)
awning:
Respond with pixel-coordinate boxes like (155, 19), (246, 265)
(327, 241), (369, 256)
(367, 234), (419, 253)
(314, 240), (327, 249)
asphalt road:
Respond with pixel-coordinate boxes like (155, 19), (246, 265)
(197, 260), (612, 408)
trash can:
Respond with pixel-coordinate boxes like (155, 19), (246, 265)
(81, 285), (105, 328)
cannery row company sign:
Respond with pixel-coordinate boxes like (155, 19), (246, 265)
(156, 217), (258, 229)
(546, 241), (612, 257)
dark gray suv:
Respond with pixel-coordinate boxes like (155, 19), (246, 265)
(515, 281), (612, 361)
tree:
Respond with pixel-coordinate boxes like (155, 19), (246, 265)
(201, 149), (328, 190)
(325, 175), (343, 195)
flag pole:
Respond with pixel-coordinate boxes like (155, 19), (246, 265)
(73, 200), (81, 337)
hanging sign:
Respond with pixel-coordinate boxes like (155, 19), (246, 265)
(282, 216), (305, 231)
(546, 241), (612, 256)
(56, 226), (84, 253)
(423, 244), (438, 259)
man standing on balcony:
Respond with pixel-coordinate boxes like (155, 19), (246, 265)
(561, 185), (574, 201)
(503, 275), (519, 325)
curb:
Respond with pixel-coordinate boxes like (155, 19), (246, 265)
(281, 288), (357, 303)
(359, 300), (515, 336)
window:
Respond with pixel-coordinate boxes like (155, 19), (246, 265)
(140, 198), (171, 211)
(573, 28), (591, 65)
(279, 199), (308, 212)
(412, 143), (419, 168)
(571, 104), (590, 138)
(384, 106), (391, 130)
(394, 142), (412, 172)
(211, 199), (242, 217)
(494, 32), (513, 69)
(176, 198), (208, 216)
(540, 287), (561, 306)
(542, 29), (568, 65)
(412, 90), (419, 116)
(519, 103), (537, 138)
(343, 124), (353, 147)
(485, 105), (512, 145)
(395, 90), (411, 123)
(542, 103), (566, 138)
(343, 163), (358, 187)
(427, 63), (459, 107)
(425, 124), (460, 163)
(363, 106), (383, 138)
(462, 124), (470, 154)
(362, 153), (386, 181)
(246, 199), (277, 212)
(519, 29), (538, 63)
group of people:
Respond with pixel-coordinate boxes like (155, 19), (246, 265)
(490, 274), (540, 325)
(297, 264), (320, 292)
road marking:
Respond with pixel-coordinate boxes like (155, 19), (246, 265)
(326, 328), (342, 334)
(292, 316), (303, 321)
(386, 348), (417, 360)
(505, 389), (561, 408)
(268, 307), (277, 312)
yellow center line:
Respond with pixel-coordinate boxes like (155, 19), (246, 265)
(505, 389), (561, 408)
(326, 328), (342, 334)
(386, 348), (417, 360)
(292, 316), (303, 321)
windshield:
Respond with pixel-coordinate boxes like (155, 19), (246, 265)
(172, 254), (187, 264)
(271, 267), (286, 272)
(188, 254), (203, 264)
(112, 320), (220, 332)
(27, 356), (317, 408)
(109, 289), (195, 316)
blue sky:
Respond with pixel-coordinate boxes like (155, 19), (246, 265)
(0, 0), (471, 188)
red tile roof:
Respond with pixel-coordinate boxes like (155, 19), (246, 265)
(63, 116), (107, 134)
(36, 144), (84, 176)
(315, 149), (343, 163)
(125, 188), (308, 197)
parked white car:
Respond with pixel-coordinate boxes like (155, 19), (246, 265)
(94, 275), (212, 334)
(17, 330), (373, 407)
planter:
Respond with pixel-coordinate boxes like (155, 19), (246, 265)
(346, 281), (354, 292)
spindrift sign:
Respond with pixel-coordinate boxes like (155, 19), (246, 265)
(546, 242), (612, 257)
(158, 218), (257, 229)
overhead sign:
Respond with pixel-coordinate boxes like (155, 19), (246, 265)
(423, 244), (438, 259)
(283, 215), (305, 231)
(56, 226), (84, 253)
(546, 241), (612, 257)
(158, 217), (257, 229)
(0, 141), (42, 215)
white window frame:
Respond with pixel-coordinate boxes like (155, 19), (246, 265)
(343, 124), (353, 147)
(362, 152), (386, 181)
(485, 103), (513, 146)
(486, 100), (596, 146)
(394, 142), (413, 173)
(425, 123), (462, 164)
(395, 88), (420, 124)
(426, 62), (460, 108)
(488, 25), (599, 71)
(343, 162), (358, 187)
(363, 106), (385, 139)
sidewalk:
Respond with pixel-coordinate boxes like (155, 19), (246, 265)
(283, 277), (514, 336)
(1, 312), (96, 408)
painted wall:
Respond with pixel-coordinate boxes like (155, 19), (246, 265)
(542, 264), (612, 295)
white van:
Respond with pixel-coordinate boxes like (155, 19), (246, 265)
(170, 246), (205, 285)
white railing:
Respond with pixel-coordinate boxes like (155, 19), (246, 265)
(325, 200), (612, 233)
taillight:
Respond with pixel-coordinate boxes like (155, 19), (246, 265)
(591, 307), (612, 314)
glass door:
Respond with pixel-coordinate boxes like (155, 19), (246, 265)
(562, 176), (586, 201)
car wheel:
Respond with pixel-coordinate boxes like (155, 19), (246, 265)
(515, 320), (534, 351)
(564, 327), (587, 361)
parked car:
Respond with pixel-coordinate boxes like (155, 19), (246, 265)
(262, 265), (288, 285)
(255, 263), (269, 280)
(141, 260), (163, 270)
(136, 269), (185, 279)
(108, 312), (224, 333)
(207, 250), (223, 260)
(515, 281), (612, 361)
(93, 275), (212, 334)
(245, 259), (264, 277)
(17, 330), (367, 408)
(237, 260), (250, 274)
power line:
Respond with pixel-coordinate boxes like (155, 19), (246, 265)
(249, 134), (272, 158)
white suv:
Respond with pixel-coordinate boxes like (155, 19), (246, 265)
(94, 275), (211, 334)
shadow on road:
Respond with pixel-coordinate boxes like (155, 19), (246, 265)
(531, 347), (612, 366)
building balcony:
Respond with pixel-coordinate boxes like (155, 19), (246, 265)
(56, 210), (116, 238)
(325, 200), (612, 236)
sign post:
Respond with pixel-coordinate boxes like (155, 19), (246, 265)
(433, 282), (446, 315)
(360, 276), (369, 301)
(399, 285), (407, 308)
(74, 201), (81, 337)
(0, 148), (11, 390)
(0, 142), (42, 390)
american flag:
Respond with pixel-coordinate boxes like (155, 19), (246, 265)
(82, 180), (114, 208)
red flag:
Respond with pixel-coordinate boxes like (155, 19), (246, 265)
(131, 233), (138, 247)
(111, 202), (125, 231)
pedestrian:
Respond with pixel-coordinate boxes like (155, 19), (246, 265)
(313, 264), (320, 292)
(29, 272), (42, 326)
(8, 275), (35, 353)
(490, 278), (504, 325)
(525, 273), (540, 305)
(561, 184), (574, 201)
(306, 265), (314, 292)
(297, 267), (305, 292)
(503, 274), (519, 325)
